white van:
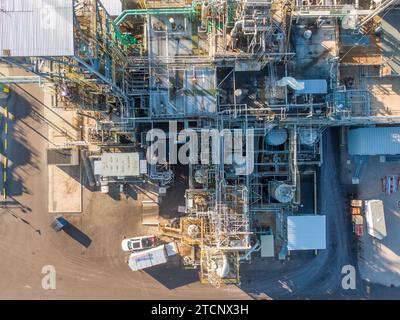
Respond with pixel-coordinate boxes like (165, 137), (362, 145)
(128, 242), (178, 271)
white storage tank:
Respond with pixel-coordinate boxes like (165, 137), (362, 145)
(270, 181), (295, 203)
(299, 128), (318, 146)
(266, 129), (288, 146)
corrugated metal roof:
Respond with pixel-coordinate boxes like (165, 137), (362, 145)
(295, 79), (327, 94)
(348, 127), (400, 155)
(287, 215), (326, 251)
(0, 0), (74, 57)
(128, 245), (167, 271)
(99, 0), (122, 16)
(101, 152), (140, 177)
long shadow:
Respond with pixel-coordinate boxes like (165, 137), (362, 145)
(125, 184), (138, 201)
(1, 195), (32, 213)
(57, 164), (82, 186)
(6, 81), (79, 130)
(107, 183), (123, 201)
(0, 90), (44, 197)
(144, 259), (199, 290)
(62, 222), (92, 248)
(2, 208), (41, 235)
(17, 118), (55, 146)
(5, 84), (78, 141)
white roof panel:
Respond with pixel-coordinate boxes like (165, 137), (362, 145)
(128, 245), (167, 271)
(365, 200), (387, 240)
(287, 215), (326, 251)
(99, 0), (122, 16)
(348, 127), (400, 155)
(261, 234), (275, 257)
(295, 79), (327, 94)
(0, 0), (74, 57)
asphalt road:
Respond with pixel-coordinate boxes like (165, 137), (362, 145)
(238, 129), (355, 299)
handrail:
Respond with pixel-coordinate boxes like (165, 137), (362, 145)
(114, 1), (198, 26)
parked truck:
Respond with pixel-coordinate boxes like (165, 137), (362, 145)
(128, 242), (178, 271)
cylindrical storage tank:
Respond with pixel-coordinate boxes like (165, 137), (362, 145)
(270, 181), (294, 203)
(303, 29), (312, 39)
(299, 128), (318, 146)
(187, 224), (200, 238)
(266, 129), (288, 146)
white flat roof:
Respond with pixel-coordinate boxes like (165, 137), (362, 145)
(261, 234), (275, 257)
(0, 0), (75, 57)
(101, 153), (140, 177)
(365, 200), (387, 240)
(287, 215), (326, 251)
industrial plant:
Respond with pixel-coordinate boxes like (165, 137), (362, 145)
(1, 0), (400, 295)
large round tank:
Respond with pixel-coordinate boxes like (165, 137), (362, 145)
(299, 128), (318, 146)
(266, 129), (288, 146)
(270, 181), (294, 203)
(187, 224), (200, 238)
(341, 15), (357, 30)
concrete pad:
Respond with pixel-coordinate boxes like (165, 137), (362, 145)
(48, 164), (82, 213)
(357, 156), (400, 286)
(40, 82), (83, 213)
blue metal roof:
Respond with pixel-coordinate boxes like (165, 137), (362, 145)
(348, 127), (400, 155)
(341, 34), (371, 47)
(295, 79), (327, 95)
